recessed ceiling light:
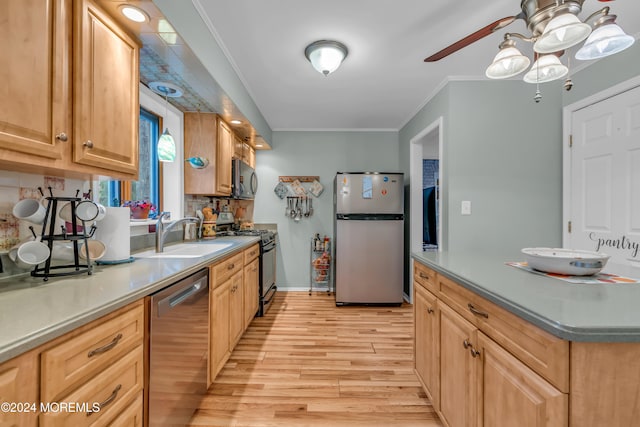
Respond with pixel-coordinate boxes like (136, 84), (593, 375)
(230, 119), (242, 125)
(119, 5), (149, 23)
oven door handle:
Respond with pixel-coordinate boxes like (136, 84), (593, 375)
(262, 242), (276, 252)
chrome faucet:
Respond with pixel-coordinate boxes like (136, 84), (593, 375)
(155, 212), (201, 253)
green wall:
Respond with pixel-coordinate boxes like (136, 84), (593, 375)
(253, 131), (400, 290)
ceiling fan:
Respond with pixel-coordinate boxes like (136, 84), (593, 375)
(424, 0), (622, 63)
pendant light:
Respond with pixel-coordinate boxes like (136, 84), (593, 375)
(149, 82), (182, 162)
(523, 54), (568, 84)
(533, 12), (591, 54)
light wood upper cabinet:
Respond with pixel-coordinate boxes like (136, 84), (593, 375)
(0, 349), (39, 427)
(0, 0), (70, 161)
(243, 142), (256, 168)
(216, 118), (233, 195)
(0, 0), (139, 179)
(184, 113), (233, 196)
(72, 0), (139, 176)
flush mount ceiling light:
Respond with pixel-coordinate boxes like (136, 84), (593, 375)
(149, 82), (183, 162)
(119, 5), (149, 23)
(304, 40), (348, 76)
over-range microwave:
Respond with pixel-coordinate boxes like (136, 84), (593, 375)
(232, 159), (258, 200)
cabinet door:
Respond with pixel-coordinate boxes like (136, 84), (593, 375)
(478, 332), (567, 427)
(0, 349), (38, 427)
(244, 257), (259, 327)
(216, 119), (233, 195)
(229, 271), (244, 348)
(73, 0), (139, 176)
(210, 279), (230, 382)
(440, 303), (479, 427)
(243, 143), (256, 168)
(233, 134), (244, 159)
(414, 284), (440, 410)
(0, 0), (70, 160)
(184, 112), (217, 195)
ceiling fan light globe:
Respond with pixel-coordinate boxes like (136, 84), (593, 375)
(576, 24), (635, 60)
(486, 47), (530, 79)
(523, 55), (568, 84)
(534, 13), (591, 54)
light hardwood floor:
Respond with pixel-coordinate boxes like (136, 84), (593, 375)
(188, 291), (443, 427)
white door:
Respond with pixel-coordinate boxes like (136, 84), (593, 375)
(568, 85), (640, 265)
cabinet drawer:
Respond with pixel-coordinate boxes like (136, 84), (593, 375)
(243, 243), (260, 265)
(40, 345), (143, 427)
(438, 274), (569, 392)
(414, 262), (438, 295)
(104, 390), (143, 427)
(213, 252), (243, 286)
(41, 302), (144, 402)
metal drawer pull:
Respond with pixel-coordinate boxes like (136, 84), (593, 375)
(83, 140), (94, 148)
(470, 348), (481, 358)
(468, 303), (489, 319)
(227, 263), (235, 270)
(87, 333), (123, 358)
(463, 339), (471, 349)
(419, 272), (429, 279)
(87, 384), (121, 416)
(427, 307), (434, 314)
(56, 132), (68, 141)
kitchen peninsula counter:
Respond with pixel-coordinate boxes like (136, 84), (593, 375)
(412, 250), (640, 342)
(0, 236), (260, 364)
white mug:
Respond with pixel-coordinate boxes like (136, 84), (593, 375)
(94, 203), (107, 222)
(15, 241), (50, 269)
(59, 201), (99, 222)
(13, 199), (47, 225)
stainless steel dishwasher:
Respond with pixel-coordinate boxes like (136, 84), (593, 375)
(148, 268), (209, 427)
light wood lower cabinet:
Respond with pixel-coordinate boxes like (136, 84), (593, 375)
(414, 285), (439, 410)
(229, 271), (244, 349)
(439, 303), (479, 427)
(414, 262), (567, 427)
(244, 257), (259, 327)
(210, 277), (231, 383)
(477, 333), (567, 427)
(0, 349), (39, 427)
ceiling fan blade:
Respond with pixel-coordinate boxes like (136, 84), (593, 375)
(424, 15), (520, 62)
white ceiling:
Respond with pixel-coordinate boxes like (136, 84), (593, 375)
(193, 0), (640, 131)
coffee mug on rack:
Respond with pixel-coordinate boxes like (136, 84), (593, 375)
(12, 199), (47, 225)
(15, 241), (50, 269)
(59, 200), (99, 222)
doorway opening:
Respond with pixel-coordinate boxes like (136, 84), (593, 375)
(409, 117), (443, 301)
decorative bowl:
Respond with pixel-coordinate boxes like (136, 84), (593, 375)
(521, 247), (610, 276)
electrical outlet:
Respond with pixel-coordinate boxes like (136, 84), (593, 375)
(461, 200), (471, 215)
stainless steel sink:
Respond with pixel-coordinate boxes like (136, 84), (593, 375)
(134, 242), (234, 259)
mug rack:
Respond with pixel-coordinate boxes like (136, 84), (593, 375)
(31, 187), (96, 281)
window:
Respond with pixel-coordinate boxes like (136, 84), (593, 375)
(99, 108), (161, 217)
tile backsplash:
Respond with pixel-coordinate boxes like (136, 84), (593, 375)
(0, 170), (89, 251)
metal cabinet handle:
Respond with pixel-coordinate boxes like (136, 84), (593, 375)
(56, 132), (68, 142)
(87, 384), (121, 416)
(83, 140), (94, 148)
(468, 303), (489, 319)
(419, 272), (428, 279)
(463, 339), (471, 349)
(87, 333), (123, 358)
(228, 263), (235, 270)
(470, 348), (481, 358)
(427, 307), (434, 314)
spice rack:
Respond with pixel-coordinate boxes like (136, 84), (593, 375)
(32, 187), (96, 281)
(309, 235), (332, 295)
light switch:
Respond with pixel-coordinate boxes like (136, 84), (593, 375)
(461, 200), (471, 215)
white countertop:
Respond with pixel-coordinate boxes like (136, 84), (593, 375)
(413, 250), (640, 342)
(0, 236), (260, 363)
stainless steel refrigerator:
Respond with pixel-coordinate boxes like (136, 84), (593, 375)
(334, 172), (404, 305)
